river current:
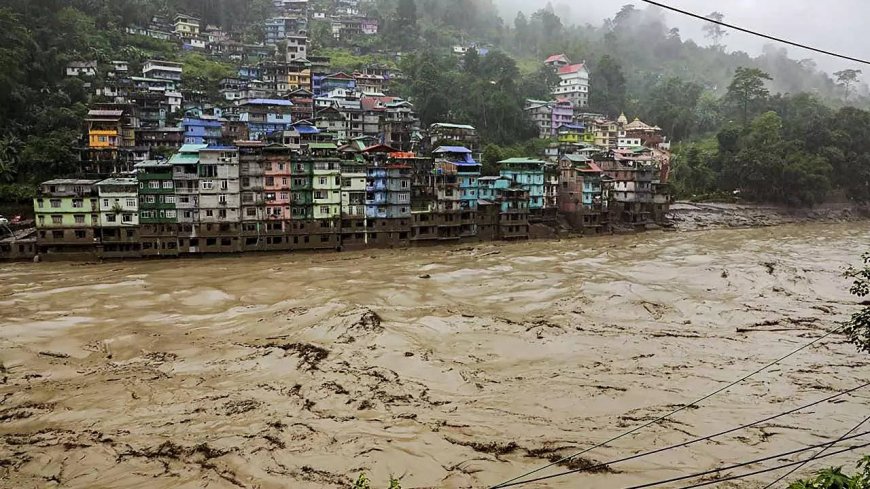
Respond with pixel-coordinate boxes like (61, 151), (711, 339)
(1, 223), (868, 488)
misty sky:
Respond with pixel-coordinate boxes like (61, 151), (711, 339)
(496, 0), (869, 77)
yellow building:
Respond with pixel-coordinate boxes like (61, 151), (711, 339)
(287, 67), (311, 91)
(89, 129), (119, 148)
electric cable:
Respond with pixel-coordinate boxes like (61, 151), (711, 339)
(492, 382), (868, 488)
(490, 324), (847, 488)
(761, 413), (870, 489)
(639, 0), (870, 65)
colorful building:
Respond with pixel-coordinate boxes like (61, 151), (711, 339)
(183, 117), (223, 145)
(310, 143), (342, 220)
(239, 99), (294, 140)
(135, 160), (179, 257)
(498, 158), (546, 211)
(34, 179), (101, 258)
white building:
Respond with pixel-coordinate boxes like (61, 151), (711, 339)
(143, 60), (184, 81)
(96, 178), (139, 227)
(66, 61), (97, 77)
(198, 147), (241, 223)
(552, 63), (589, 108)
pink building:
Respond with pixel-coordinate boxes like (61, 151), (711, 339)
(264, 150), (293, 220)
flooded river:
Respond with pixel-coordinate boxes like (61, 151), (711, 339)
(1, 223), (869, 488)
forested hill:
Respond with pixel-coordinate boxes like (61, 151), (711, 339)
(0, 0), (868, 205)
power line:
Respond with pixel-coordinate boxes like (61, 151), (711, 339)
(672, 442), (870, 489)
(639, 0), (870, 66)
(490, 324), (847, 488)
(761, 413), (870, 489)
(623, 432), (870, 489)
(492, 382), (869, 488)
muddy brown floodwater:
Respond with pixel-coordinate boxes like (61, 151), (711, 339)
(1, 223), (869, 489)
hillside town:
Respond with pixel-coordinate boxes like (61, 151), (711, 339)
(0, 0), (672, 261)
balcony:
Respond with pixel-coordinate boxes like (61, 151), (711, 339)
(173, 171), (198, 180)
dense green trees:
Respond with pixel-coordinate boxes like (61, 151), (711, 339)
(399, 49), (536, 146)
(589, 55), (626, 118)
(671, 68), (870, 206)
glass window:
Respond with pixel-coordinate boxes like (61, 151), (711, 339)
(106, 214), (116, 223)
(74, 215), (85, 224)
(51, 215), (62, 224)
(126, 198), (136, 207)
(51, 199), (62, 208)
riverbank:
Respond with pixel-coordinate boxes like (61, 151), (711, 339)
(1, 223), (868, 488)
(668, 202), (870, 232)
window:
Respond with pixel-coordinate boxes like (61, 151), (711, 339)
(265, 177), (275, 186)
(74, 215), (85, 224)
(50, 215), (62, 224)
(106, 214), (117, 223)
(282, 178), (288, 186)
(38, 215), (45, 225)
(206, 210), (214, 217)
(280, 192), (289, 200)
(51, 199), (62, 208)
(52, 230), (64, 239)
(75, 230), (86, 239)
(126, 198), (136, 207)
(122, 214), (133, 223)
(162, 181), (173, 189)
(72, 199), (83, 208)
(320, 206), (329, 215)
(149, 181), (160, 189)
(319, 177), (327, 185)
(92, 214), (99, 223)
(314, 190), (325, 199)
(165, 210), (177, 219)
(246, 208), (257, 217)
(220, 180), (228, 190)
(219, 209), (227, 219)
(201, 180), (214, 190)
(219, 195), (227, 204)
(37, 199), (44, 208)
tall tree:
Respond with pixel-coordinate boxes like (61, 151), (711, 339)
(589, 55), (626, 117)
(703, 11), (728, 48)
(396, 0), (417, 26)
(834, 69), (863, 102)
(726, 67), (772, 125)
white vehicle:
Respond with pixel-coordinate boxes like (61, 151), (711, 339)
(0, 216), (8, 225)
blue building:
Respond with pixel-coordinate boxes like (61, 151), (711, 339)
(477, 176), (512, 201)
(239, 99), (294, 140)
(317, 72), (356, 97)
(182, 117), (223, 145)
(498, 158), (546, 210)
(433, 146), (480, 210)
(238, 65), (262, 81)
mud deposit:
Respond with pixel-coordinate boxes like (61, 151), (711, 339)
(1, 223), (869, 488)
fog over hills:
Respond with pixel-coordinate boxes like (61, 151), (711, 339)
(495, 0), (868, 79)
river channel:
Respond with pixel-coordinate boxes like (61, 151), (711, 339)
(1, 223), (868, 488)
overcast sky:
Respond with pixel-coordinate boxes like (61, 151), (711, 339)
(496, 0), (869, 77)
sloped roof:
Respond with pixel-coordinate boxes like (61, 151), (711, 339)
(499, 158), (547, 165)
(243, 99), (293, 106)
(558, 63), (586, 75)
(545, 54), (571, 64)
(431, 123), (476, 131)
(363, 144), (400, 153)
(433, 146), (472, 154)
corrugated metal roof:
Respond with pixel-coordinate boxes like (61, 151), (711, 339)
(433, 146), (472, 154)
